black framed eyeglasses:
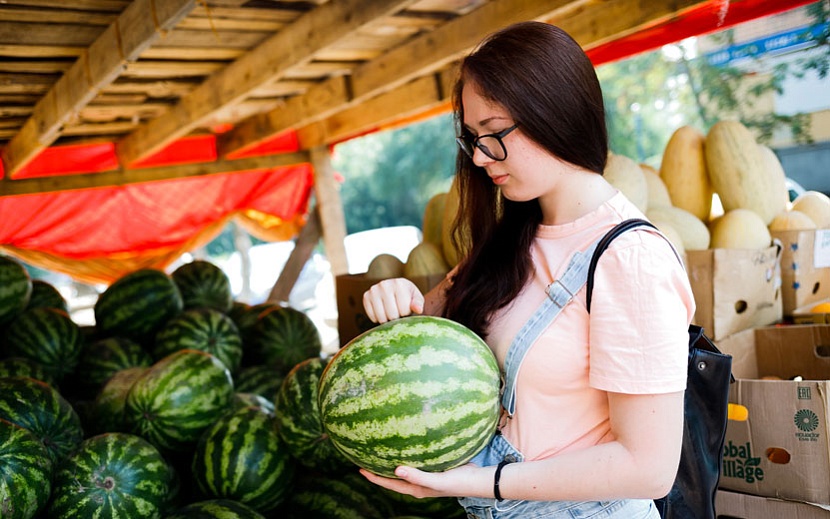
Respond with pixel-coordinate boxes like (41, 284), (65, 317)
(456, 124), (518, 161)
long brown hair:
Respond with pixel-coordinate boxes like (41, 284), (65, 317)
(442, 21), (608, 339)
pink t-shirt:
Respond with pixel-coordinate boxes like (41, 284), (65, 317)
(486, 192), (695, 461)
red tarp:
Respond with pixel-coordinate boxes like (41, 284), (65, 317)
(0, 132), (313, 283)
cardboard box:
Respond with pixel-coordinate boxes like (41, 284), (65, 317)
(772, 229), (830, 316)
(335, 273), (445, 346)
(686, 244), (783, 340)
(717, 324), (830, 504)
(716, 490), (830, 518)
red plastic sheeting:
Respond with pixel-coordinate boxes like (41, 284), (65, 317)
(585, 0), (818, 65)
(0, 131), (313, 283)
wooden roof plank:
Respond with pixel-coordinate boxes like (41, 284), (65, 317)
(0, 151), (310, 197)
(219, 0), (586, 156)
(115, 0), (421, 168)
(1, 0), (198, 177)
(221, 0), (710, 155)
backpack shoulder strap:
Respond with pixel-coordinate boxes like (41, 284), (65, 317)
(585, 218), (658, 313)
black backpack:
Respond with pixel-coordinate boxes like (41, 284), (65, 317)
(586, 219), (733, 519)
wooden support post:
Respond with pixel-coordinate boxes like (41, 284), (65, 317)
(267, 207), (322, 304)
(310, 145), (349, 276)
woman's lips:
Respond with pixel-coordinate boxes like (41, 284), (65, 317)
(491, 174), (508, 185)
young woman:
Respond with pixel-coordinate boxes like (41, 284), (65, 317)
(361, 21), (695, 518)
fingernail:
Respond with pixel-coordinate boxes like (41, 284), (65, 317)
(396, 467), (408, 478)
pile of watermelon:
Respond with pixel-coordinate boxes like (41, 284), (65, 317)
(0, 254), (486, 518)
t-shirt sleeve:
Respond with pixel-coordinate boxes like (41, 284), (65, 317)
(587, 230), (694, 394)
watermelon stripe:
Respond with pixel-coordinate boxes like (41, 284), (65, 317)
(318, 316), (500, 477)
(125, 350), (234, 451)
(154, 308), (242, 372)
(6, 308), (83, 381)
(194, 407), (292, 512)
(0, 419), (52, 519)
(0, 256), (32, 326)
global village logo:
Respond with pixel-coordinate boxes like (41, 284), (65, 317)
(794, 409), (820, 442)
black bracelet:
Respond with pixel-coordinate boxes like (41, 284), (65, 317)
(494, 459), (512, 501)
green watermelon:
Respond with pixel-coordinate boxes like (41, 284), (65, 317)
(0, 357), (56, 387)
(166, 499), (265, 518)
(191, 406), (294, 513)
(153, 307), (243, 373)
(279, 473), (387, 519)
(246, 306), (321, 375)
(171, 260), (234, 313)
(48, 432), (172, 519)
(274, 357), (352, 473)
(0, 418), (52, 519)
(0, 376), (84, 464)
(73, 336), (152, 397)
(233, 364), (284, 402)
(0, 255), (31, 327)
(232, 302), (281, 355)
(124, 349), (234, 452)
(91, 367), (148, 435)
(318, 316), (500, 478)
(5, 307), (83, 383)
(94, 268), (183, 344)
(25, 279), (68, 312)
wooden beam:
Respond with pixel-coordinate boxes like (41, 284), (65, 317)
(219, 0), (590, 157)
(115, 0), (420, 167)
(222, 0), (710, 154)
(0, 151), (310, 197)
(268, 206), (321, 304)
(0, 0), (198, 177)
(296, 67), (456, 149)
(310, 146), (348, 276)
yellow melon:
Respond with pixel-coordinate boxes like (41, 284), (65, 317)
(768, 210), (817, 232)
(705, 121), (781, 225)
(422, 192), (447, 249)
(659, 126), (713, 220)
(640, 163), (672, 209)
(366, 253), (405, 280)
(646, 205), (711, 251)
(792, 191), (830, 228)
(710, 209), (772, 249)
(404, 242), (450, 279)
(441, 177), (471, 267)
(604, 153), (648, 213)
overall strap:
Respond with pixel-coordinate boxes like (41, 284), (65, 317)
(500, 237), (603, 415)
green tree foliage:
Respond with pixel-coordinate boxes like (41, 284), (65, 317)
(332, 114), (457, 234)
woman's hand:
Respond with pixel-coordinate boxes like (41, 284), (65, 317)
(359, 464), (487, 499)
(363, 278), (425, 323)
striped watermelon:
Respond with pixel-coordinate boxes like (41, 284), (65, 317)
(153, 307), (243, 373)
(0, 376), (84, 464)
(191, 406), (294, 513)
(247, 306), (321, 375)
(166, 499), (266, 518)
(233, 364), (284, 402)
(0, 357), (56, 387)
(0, 418), (52, 519)
(274, 357), (352, 473)
(94, 268), (183, 344)
(171, 260), (233, 313)
(318, 316), (500, 477)
(73, 336), (152, 397)
(124, 349), (234, 452)
(0, 255), (31, 327)
(232, 302), (282, 360)
(279, 473), (388, 519)
(48, 432), (172, 519)
(5, 307), (83, 384)
(91, 367), (148, 435)
(25, 279), (68, 312)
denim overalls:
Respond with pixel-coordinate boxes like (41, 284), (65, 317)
(457, 235), (659, 519)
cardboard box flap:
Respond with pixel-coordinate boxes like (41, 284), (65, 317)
(754, 325), (830, 380)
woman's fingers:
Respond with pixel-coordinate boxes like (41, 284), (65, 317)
(363, 278), (424, 323)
